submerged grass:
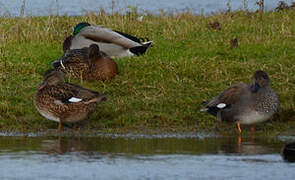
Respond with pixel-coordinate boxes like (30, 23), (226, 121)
(0, 9), (294, 134)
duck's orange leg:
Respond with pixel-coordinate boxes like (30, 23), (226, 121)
(237, 123), (242, 134)
(237, 136), (242, 153)
(250, 125), (255, 133)
(57, 121), (62, 133)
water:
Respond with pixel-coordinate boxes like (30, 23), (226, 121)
(0, 0), (294, 17)
(0, 135), (294, 179)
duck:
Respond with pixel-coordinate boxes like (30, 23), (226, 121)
(52, 44), (118, 81)
(34, 69), (107, 132)
(207, 20), (221, 30)
(281, 142), (295, 162)
(63, 22), (153, 58)
(230, 37), (238, 48)
(200, 70), (280, 133)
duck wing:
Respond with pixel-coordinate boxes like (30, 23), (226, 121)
(66, 83), (107, 104)
(79, 26), (143, 49)
(50, 84), (106, 106)
(51, 48), (89, 69)
(201, 83), (248, 117)
(204, 83), (248, 108)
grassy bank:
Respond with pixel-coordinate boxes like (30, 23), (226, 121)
(0, 10), (294, 134)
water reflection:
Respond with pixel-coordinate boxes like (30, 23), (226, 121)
(0, 136), (284, 155)
(0, 136), (293, 179)
(42, 137), (89, 154)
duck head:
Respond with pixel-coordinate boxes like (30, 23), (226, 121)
(251, 70), (270, 93)
(39, 69), (65, 90)
(88, 44), (103, 63)
(63, 35), (73, 52)
(73, 22), (91, 35)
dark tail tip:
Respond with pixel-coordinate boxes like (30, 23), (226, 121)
(142, 41), (152, 47)
(207, 107), (219, 117)
(129, 46), (149, 56)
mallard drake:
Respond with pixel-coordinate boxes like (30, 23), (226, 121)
(201, 70), (280, 133)
(34, 69), (107, 132)
(52, 44), (118, 81)
(63, 22), (152, 58)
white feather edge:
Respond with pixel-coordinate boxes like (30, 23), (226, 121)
(142, 41), (153, 45)
(68, 97), (82, 103)
(60, 60), (65, 69)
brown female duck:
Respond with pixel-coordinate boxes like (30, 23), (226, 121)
(52, 44), (118, 81)
(34, 69), (107, 132)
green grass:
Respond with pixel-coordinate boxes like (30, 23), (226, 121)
(0, 10), (294, 134)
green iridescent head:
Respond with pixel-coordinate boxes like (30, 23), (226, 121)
(73, 22), (91, 35)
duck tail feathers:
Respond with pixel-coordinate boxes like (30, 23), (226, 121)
(142, 41), (153, 47)
(129, 46), (149, 56)
(51, 59), (61, 69)
(84, 94), (107, 105)
(205, 107), (220, 116)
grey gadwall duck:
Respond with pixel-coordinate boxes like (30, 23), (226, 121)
(63, 22), (152, 58)
(52, 44), (118, 81)
(201, 70), (280, 133)
(34, 69), (107, 132)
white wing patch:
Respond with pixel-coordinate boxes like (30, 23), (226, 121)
(68, 97), (82, 103)
(217, 103), (227, 109)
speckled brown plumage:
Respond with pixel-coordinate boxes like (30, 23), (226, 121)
(34, 69), (106, 130)
(52, 44), (118, 81)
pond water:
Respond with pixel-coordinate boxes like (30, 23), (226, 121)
(0, 135), (294, 179)
(0, 0), (294, 17)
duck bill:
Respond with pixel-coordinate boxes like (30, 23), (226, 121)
(38, 82), (47, 90)
(251, 82), (260, 93)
